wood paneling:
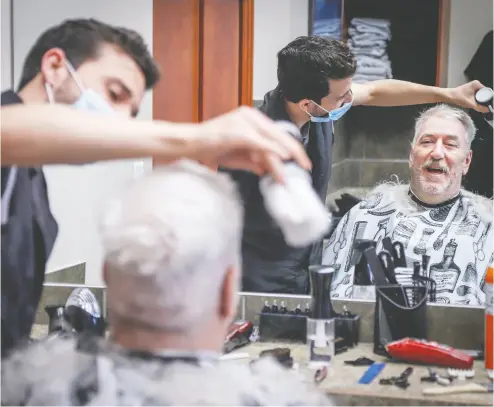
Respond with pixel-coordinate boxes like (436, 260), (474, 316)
(152, 0), (253, 122)
(152, 0), (201, 123)
(239, 0), (254, 106)
(436, 0), (451, 87)
(201, 0), (241, 120)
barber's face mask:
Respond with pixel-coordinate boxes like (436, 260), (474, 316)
(302, 93), (353, 123)
(45, 60), (115, 115)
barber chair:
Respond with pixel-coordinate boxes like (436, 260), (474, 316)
(325, 193), (361, 238)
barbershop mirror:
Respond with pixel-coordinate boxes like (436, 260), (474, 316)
(244, 0), (493, 305)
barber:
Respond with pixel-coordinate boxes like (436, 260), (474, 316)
(0, 19), (309, 358)
(222, 36), (490, 294)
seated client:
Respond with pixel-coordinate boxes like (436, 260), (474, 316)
(1, 161), (332, 406)
(323, 104), (493, 306)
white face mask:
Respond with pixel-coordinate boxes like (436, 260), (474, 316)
(45, 60), (115, 115)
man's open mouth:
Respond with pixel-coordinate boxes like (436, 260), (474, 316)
(425, 167), (447, 174)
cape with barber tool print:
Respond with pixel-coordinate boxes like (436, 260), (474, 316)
(323, 185), (493, 306)
(1, 335), (332, 406)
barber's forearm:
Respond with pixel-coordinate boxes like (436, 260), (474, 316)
(356, 80), (452, 107)
(0, 104), (198, 166)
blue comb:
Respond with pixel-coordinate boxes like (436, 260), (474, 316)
(358, 362), (386, 384)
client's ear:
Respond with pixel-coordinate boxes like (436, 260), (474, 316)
(102, 263), (110, 285)
(219, 266), (238, 321)
(463, 150), (473, 175)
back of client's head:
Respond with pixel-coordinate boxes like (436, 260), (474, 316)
(99, 160), (243, 345)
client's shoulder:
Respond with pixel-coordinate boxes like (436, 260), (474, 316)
(358, 182), (408, 210)
(461, 189), (494, 224)
(1, 335), (93, 405)
(368, 181), (408, 197)
(3, 334), (80, 369)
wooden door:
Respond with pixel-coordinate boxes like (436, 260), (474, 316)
(152, 0), (254, 123)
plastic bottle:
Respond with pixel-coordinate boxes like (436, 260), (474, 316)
(485, 265), (493, 379)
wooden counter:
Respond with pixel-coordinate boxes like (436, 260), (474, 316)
(235, 341), (492, 406)
(31, 325), (491, 406)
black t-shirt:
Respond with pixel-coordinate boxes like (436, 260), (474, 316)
(221, 87), (334, 294)
(464, 30), (493, 89)
(1, 91), (58, 357)
(463, 31), (493, 199)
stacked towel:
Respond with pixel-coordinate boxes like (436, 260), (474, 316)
(347, 18), (392, 83)
(313, 18), (341, 40)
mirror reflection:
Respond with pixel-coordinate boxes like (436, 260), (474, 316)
(3, 0), (491, 312)
(240, 0), (494, 304)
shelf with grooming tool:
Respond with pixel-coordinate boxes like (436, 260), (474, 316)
(350, 236), (437, 304)
(350, 238), (490, 391)
(258, 299), (360, 356)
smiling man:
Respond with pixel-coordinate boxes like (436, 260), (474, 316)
(221, 36), (490, 295)
(323, 104), (493, 306)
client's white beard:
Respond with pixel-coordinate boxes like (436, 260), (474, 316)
(367, 181), (493, 224)
(410, 165), (461, 197)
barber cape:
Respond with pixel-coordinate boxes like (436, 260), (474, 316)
(322, 185), (493, 306)
(1, 335), (332, 406)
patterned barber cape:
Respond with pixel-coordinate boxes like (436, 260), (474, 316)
(322, 185), (493, 306)
(1, 335), (333, 406)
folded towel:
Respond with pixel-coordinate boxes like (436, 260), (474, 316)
(348, 27), (389, 38)
(352, 24), (390, 37)
(351, 17), (391, 31)
(350, 38), (387, 48)
(357, 66), (391, 76)
(348, 30), (390, 43)
(357, 56), (391, 69)
(349, 46), (387, 58)
(348, 28), (389, 39)
(356, 65), (391, 77)
(350, 17), (391, 39)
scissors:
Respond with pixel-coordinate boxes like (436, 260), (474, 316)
(332, 214), (349, 253)
(473, 223), (490, 261)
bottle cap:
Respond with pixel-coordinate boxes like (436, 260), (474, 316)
(475, 87), (494, 106)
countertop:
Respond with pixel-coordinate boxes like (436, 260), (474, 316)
(233, 341), (492, 406)
(31, 325), (491, 406)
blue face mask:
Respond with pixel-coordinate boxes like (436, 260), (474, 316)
(45, 61), (115, 115)
(303, 98), (353, 123)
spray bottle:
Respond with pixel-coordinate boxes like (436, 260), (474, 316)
(307, 265), (336, 369)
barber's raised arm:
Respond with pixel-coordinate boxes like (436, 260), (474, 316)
(351, 79), (489, 113)
(1, 103), (195, 165)
(1, 104), (311, 183)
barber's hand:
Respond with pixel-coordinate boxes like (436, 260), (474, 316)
(193, 106), (311, 183)
(449, 80), (490, 113)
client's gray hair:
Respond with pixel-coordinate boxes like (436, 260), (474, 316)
(99, 160), (243, 332)
(412, 104), (477, 147)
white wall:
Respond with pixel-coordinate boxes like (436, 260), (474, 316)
(1, 0), (12, 90)
(447, 0), (493, 87)
(11, 0), (154, 285)
(253, 0), (309, 99)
